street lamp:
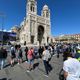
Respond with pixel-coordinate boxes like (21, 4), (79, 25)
(0, 13), (6, 46)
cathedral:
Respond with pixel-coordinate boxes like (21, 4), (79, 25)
(19, 0), (51, 46)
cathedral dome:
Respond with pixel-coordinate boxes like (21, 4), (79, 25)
(43, 5), (49, 10)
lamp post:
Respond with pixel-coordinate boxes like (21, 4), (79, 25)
(0, 13), (6, 46)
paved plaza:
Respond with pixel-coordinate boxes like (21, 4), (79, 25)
(0, 54), (63, 80)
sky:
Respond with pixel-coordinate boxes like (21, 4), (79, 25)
(0, 0), (80, 36)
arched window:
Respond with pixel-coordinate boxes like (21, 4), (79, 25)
(46, 11), (49, 17)
(43, 12), (45, 17)
(31, 5), (33, 11)
(33, 7), (35, 12)
(30, 4), (35, 12)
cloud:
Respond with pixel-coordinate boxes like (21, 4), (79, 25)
(3, 29), (7, 32)
(7, 30), (11, 32)
(0, 29), (12, 32)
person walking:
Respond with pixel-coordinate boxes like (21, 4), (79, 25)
(10, 46), (16, 67)
(27, 47), (34, 72)
(16, 45), (23, 64)
(38, 46), (44, 58)
(0, 47), (7, 69)
(24, 46), (28, 61)
(42, 46), (52, 77)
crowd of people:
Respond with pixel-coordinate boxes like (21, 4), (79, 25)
(0, 43), (80, 79)
(0, 44), (54, 77)
(61, 43), (80, 80)
(53, 43), (80, 80)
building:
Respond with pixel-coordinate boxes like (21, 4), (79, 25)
(11, 25), (19, 33)
(19, 0), (51, 46)
(55, 34), (80, 43)
(66, 34), (80, 41)
(0, 31), (16, 44)
(11, 26), (20, 41)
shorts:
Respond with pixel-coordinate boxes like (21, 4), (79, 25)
(28, 59), (33, 64)
(16, 56), (22, 60)
(11, 55), (16, 59)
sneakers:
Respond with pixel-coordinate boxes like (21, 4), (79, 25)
(44, 74), (49, 77)
(11, 64), (14, 67)
(17, 63), (20, 65)
(25, 61), (28, 63)
(26, 69), (30, 72)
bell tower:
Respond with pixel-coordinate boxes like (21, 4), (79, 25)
(41, 5), (50, 19)
(26, 0), (37, 16)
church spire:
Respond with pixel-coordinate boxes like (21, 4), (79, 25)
(41, 4), (50, 19)
(26, 0), (37, 16)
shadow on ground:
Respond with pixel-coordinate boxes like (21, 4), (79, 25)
(33, 62), (39, 69)
(0, 78), (7, 80)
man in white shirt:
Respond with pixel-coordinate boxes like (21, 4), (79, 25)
(63, 53), (80, 80)
(42, 46), (51, 77)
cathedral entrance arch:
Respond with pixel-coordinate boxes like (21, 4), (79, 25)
(37, 25), (44, 45)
